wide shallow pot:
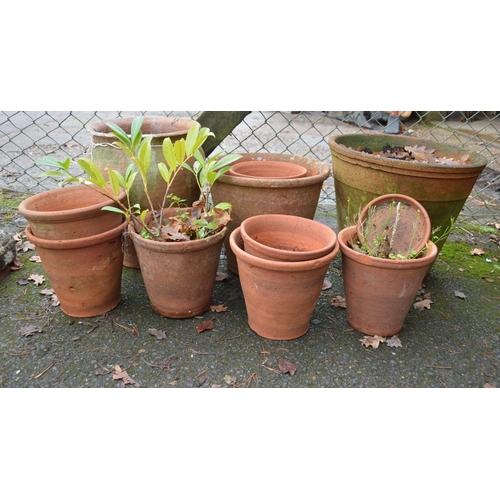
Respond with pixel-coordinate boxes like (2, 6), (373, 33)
(25, 220), (127, 318)
(212, 153), (331, 274)
(357, 193), (431, 259)
(240, 214), (337, 262)
(128, 226), (226, 318)
(329, 133), (488, 253)
(87, 116), (202, 268)
(229, 160), (307, 179)
(338, 225), (438, 336)
(18, 184), (125, 240)
(230, 227), (339, 340)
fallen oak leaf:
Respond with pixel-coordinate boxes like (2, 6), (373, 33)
(330, 295), (346, 308)
(210, 304), (228, 313)
(10, 257), (22, 270)
(322, 278), (332, 290)
(196, 320), (214, 333)
(360, 335), (386, 348)
(29, 255), (42, 263)
(215, 272), (229, 282)
(413, 298), (434, 311)
(28, 274), (45, 286)
(470, 248), (485, 256)
(386, 335), (402, 348)
(454, 291), (467, 299)
(16, 278), (29, 286)
(18, 241), (35, 252)
(148, 328), (167, 340)
(112, 365), (140, 387)
(278, 359), (297, 376)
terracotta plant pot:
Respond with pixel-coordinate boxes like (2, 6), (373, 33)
(328, 133), (488, 254)
(212, 153), (331, 274)
(338, 225), (438, 336)
(87, 116), (203, 269)
(230, 227), (339, 340)
(228, 160), (307, 179)
(357, 193), (431, 259)
(128, 226), (226, 319)
(18, 184), (126, 240)
(240, 214), (337, 262)
(25, 220), (127, 318)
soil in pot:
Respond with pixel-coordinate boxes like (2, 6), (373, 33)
(212, 153), (331, 274)
(240, 213), (337, 262)
(230, 226), (339, 340)
(18, 184), (126, 240)
(338, 225), (438, 336)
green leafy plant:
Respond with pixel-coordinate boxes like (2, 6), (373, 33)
(37, 117), (242, 242)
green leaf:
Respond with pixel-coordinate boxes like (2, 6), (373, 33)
(39, 169), (71, 179)
(158, 162), (171, 184)
(215, 202), (232, 210)
(138, 140), (151, 173)
(107, 169), (121, 196)
(185, 124), (201, 156)
(191, 127), (215, 153)
(213, 154), (242, 170)
(174, 139), (186, 165)
(101, 206), (126, 215)
(76, 158), (107, 188)
(162, 138), (177, 170)
(130, 116), (143, 151)
(106, 121), (131, 146)
(126, 171), (138, 190)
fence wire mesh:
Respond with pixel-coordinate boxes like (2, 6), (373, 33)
(1, 111), (499, 224)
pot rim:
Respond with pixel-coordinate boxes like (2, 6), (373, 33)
(216, 153), (331, 187)
(338, 225), (438, 269)
(229, 160), (308, 179)
(230, 227), (339, 271)
(86, 116), (199, 139)
(18, 184), (126, 221)
(25, 219), (128, 250)
(328, 133), (488, 171)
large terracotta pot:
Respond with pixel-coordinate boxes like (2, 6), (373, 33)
(329, 133), (488, 254)
(212, 153), (331, 274)
(25, 220), (127, 318)
(240, 214), (337, 262)
(128, 226), (226, 318)
(338, 225), (438, 337)
(230, 227), (339, 340)
(18, 185), (125, 240)
(87, 116), (203, 269)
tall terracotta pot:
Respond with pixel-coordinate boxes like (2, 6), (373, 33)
(18, 184), (125, 240)
(87, 116), (202, 268)
(338, 225), (438, 337)
(230, 227), (339, 340)
(25, 220), (127, 318)
(329, 133), (488, 254)
(128, 227), (226, 319)
(212, 153), (331, 274)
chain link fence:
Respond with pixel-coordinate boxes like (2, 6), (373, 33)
(1, 111), (499, 224)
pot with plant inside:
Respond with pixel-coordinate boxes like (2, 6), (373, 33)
(36, 117), (241, 319)
(338, 194), (439, 337)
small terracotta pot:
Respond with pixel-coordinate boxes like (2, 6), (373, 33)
(240, 214), (337, 262)
(228, 161), (307, 179)
(212, 153), (331, 274)
(19, 185), (126, 240)
(128, 226), (226, 318)
(230, 227), (339, 340)
(338, 225), (438, 336)
(25, 220), (127, 318)
(357, 193), (431, 259)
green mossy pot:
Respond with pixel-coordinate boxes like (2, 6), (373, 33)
(329, 133), (488, 254)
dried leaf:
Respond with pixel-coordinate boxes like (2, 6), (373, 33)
(18, 325), (42, 336)
(17, 278), (29, 286)
(210, 304), (228, 313)
(216, 272), (229, 282)
(112, 365), (140, 387)
(470, 248), (485, 256)
(386, 336), (403, 348)
(228, 287), (244, 301)
(10, 257), (22, 270)
(148, 328), (167, 340)
(278, 359), (297, 376)
(330, 295), (346, 308)
(322, 278), (332, 290)
(28, 274), (45, 286)
(39, 288), (55, 296)
(51, 294), (60, 307)
(224, 375), (237, 386)
(413, 298), (434, 310)
(454, 291), (467, 299)
(360, 335), (387, 348)
(18, 241), (35, 252)
(196, 320), (214, 333)
(29, 255), (42, 263)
